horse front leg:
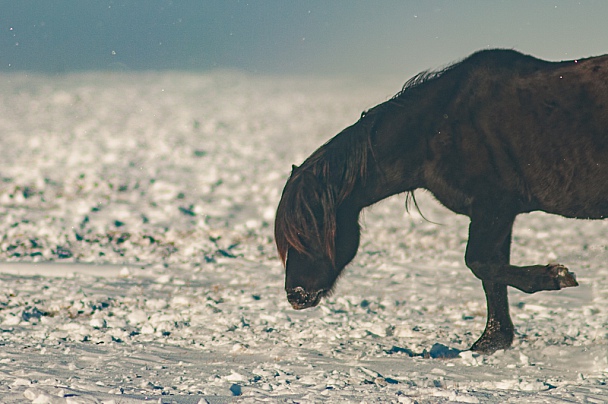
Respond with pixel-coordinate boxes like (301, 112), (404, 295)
(465, 213), (515, 353)
(471, 280), (513, 352)
(464, 205), (578, 353)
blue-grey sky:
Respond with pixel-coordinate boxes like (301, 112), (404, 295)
(1, 1), (607, 76)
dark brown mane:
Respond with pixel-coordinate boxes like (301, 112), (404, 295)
(275, 124), (373, 266)
(390, 62), (458, 102)
(394, 69), (439, 97)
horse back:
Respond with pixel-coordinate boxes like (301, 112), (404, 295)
(426, 51), (608, 219)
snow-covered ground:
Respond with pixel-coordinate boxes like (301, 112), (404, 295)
(0, 71), (607, 403)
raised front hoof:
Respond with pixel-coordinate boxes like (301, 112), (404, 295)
(548, 263), (578, 289)
(469, 330), (513, 354)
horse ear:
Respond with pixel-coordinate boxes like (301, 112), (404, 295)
(291, 164), (299, 173)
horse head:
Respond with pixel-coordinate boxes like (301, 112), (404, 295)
(275, 165), (361, 310)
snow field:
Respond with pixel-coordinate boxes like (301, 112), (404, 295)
(0, 71), (606, 403)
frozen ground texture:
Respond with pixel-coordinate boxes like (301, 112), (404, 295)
(0, 71), (607, 403)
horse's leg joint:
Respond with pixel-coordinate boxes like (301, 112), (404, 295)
(464, 258), (497, 282)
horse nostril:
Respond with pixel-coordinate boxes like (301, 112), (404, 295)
(286, 286), (307, 308)
(286, 286), (324, 310)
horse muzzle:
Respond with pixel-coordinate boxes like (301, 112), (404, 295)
(286, 286), (326, 310)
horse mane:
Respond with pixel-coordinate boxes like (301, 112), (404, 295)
(391, 64), (457, 101)
(275, 125), (372, 266)
(358, 67), (456, 123)
(396, 70), (437, 95)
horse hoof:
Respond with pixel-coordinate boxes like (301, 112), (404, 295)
(548, 264), (578, 289)
(470, 340), (512, 354)
(470, 337), (512, 354)
(470, 328), (514, 354)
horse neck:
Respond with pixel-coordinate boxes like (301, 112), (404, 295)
(348, 111), (427, 211)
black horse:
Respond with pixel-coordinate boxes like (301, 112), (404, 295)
(275, 49), (608, 353)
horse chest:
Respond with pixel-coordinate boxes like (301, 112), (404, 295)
(422, 165), (473, 216)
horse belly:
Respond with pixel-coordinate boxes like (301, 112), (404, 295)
(529, 166), (608, 219)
